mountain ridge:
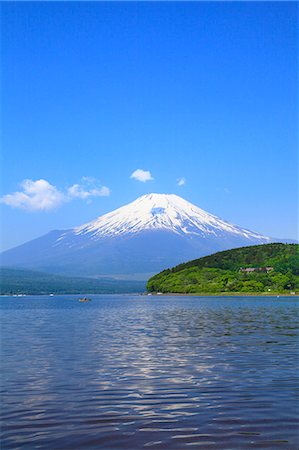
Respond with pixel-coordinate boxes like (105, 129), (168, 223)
(0, 267), (145, 295)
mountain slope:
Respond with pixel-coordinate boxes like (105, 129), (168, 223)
(147, 243), (299, 294)
(1, 193), (274, 278)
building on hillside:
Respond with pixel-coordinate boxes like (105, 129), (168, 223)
(240, 267), (273, 273)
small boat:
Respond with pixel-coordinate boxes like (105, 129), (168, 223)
(79, 297), (91, 303)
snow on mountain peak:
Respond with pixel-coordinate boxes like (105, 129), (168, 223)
(73, 193), (269, 241)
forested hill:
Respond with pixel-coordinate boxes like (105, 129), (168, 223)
(0, 267), (145, 295)
(147, 243), (299, 295)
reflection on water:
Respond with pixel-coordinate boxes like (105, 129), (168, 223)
(1, 295), (298, 449)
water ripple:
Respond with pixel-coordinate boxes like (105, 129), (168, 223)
(1, 295), (298, 449)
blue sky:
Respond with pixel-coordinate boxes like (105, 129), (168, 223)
(1, 2), (297, 251)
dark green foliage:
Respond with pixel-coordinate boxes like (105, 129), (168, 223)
(0, 267), (145, 295)
(147, 244), (299, 294)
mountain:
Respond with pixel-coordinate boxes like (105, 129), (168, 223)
(147, 243), (299, 295)
(1, 193), (275, 279)
(0, 267), (146, 295)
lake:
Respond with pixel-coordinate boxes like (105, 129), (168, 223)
(1, 295), (298, 449)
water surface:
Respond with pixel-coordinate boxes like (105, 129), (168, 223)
(1, 295), (298, 449)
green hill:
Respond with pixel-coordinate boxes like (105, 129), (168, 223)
(0, 267), (146, 295)
(147, 243), (299, 295)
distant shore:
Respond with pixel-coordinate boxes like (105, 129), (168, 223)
(1, 292), (298, 297)
(147, 292), (298, 297)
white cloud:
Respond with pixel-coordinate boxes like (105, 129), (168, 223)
(68, 178), (110, 199)
(177, 177), (186, 186)
(0, 179), (66, 211)
(1, 178), (110, 212)
(130, 169), (154, 182)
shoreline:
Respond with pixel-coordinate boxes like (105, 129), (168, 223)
(1, 292), (298, 298)
(147, 292), (298, 297)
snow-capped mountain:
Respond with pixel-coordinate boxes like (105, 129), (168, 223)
(72, 193), (267, 240)
(1, 193), (273, 279)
